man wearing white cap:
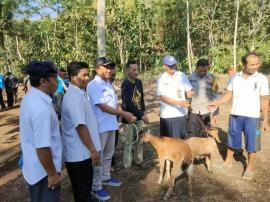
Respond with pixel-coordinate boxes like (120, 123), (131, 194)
(157, 55), (194, 138)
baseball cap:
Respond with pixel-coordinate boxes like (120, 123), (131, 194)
(162, 55), (178, 67)
(25, 61), (57, 79)
(96, 57), (116, 68)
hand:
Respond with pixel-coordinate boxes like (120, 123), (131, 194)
(91, 150), (100, 166)
(123, 111), (137, 123)
(261, 119), (269, 132)
(208, 101), (218, 109)
(48, 172), (60, 189)
(186, 91), (194, 98)
(178, 100), (190, 108)
(141, 114), (149, 124)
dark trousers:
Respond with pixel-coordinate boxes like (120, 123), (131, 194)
(28, 176), (60, 202)
(0, 89), (6, 109)
(160, 117), (187, 139)
(111, 130), (119, 167)
(6, 90), (13, 107)
(66, 158), (93, 202)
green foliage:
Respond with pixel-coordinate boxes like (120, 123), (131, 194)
(0, 0), (270, 76)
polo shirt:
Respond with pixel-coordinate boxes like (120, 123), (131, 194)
(87, 76), (118, 133)
(61, 84), (101, 162)
(227, 71), (269, 118)
(157, 71), (193, 118)
(20, 87), (62, 185)
(189, 73), (219, 115)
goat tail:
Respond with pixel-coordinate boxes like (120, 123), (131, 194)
(186, 163), (194, 176)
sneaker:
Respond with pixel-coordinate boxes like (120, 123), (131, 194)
(91, 189), (110, 201)
(102, 177), (122, 187)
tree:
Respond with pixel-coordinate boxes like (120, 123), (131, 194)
(97, 0), (106, 57)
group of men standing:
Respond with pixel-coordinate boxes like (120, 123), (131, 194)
(19, 51), (269, 202)
(0, 72), (19, 109)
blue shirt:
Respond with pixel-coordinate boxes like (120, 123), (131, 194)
(56, 76), (65, 93)
(0, 74), (4, 89)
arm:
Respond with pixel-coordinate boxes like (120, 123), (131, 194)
(208, 90), (232, 109)
(261, 95), (269, 132)
(160, 95), (190, 108)
(97, 103), (136, 123)
(36, 148), (60, 188)
(76, 124), (100, 165)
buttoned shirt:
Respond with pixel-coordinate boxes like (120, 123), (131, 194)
(227, 71), (269, 118)
(87, 76), (118, 133)
(20, 87), (62, 185)
(157, 71), (192, 118)
(61, 84), (101, 162)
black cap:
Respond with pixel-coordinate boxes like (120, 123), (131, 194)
(196, 59), (210, 67)
(25, 61), (57, 79)
(96, 57), (116, 68)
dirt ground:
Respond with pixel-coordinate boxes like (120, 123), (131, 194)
(0, 74), (270, 202)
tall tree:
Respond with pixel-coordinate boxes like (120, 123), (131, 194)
(97, 0), (106, 57)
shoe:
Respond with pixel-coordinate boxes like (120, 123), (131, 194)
(91, 189), (110, 201)
(102, 177), (122, 187)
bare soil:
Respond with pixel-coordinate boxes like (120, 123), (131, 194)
(0, 75), (270, 202)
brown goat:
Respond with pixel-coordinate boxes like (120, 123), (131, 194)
(139, 131), (193, 200)
(185, 128), (221, 173)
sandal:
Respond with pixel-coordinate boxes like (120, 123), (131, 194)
(242, 171), (255, 180)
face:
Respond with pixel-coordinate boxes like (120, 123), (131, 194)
(96, 66), (112, 81)
(243, 55), (260, 75)
(109, 67), (116, 83)
(127, 64), (139, 80)
(71, 68), (89, 89)
(163, 65), (175, 75)
(41, 74), (58, 94)
(197, 65), (209, 77)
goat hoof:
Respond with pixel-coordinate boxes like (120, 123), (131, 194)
(163, 196), (168, 201)
(158, 179), (162, 184)
(208, 170), (213, 174)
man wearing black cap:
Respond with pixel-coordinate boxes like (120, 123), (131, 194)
(187, 59), (219, 136)
(87, 57), (136, 201)
(157, 55), (193, 139)
(19, 61), (62, 202)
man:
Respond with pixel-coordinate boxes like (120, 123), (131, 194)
(157, 55), (193, 139)
(20, 61), (62, 202)
(121, 60), (149, 168)
(87, 57), (136, 201)
(187, 59), (219, 136)
(61, 62), (101, 202)
(0, 73), (6, 109)
(209, 52), (269, 180)
(4, 72), (14, 107)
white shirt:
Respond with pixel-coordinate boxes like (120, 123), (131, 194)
(227, 71), (269, 118)
(87, 76), (118, 133)
(20, 87), (62, 185)
(61, 84), (101, 162)
(157, 71), (193, 118)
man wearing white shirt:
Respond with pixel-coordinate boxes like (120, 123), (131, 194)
(157, 55), (194, 138)
(87, 57), (136, 201)
(20, 61), (62, 202)
(61, 62), (101, 202)
(209, 52), (269, 180)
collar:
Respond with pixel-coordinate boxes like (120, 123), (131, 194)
(31, 87), (52, 104)
(239, 71), (259, 78)
(95, 75), (109, 84)
(69, 83), (86, 96)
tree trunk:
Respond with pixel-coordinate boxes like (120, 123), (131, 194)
(97, 0), (106, 57)
(15, 35), (24, 63)
(233, 0), (240, 70)
(186, 0), (192, 73)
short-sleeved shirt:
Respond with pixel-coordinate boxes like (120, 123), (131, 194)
(227, 71), (269, 118)
(157, 71), (193, 118)
(20, 87), (62, 185)
(0, 74), (4, 89)
(56, 76), (65, 93)
(87, 76), (118, 133)
(61, 83), (101, 162)
(189, 73), (219, 115)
